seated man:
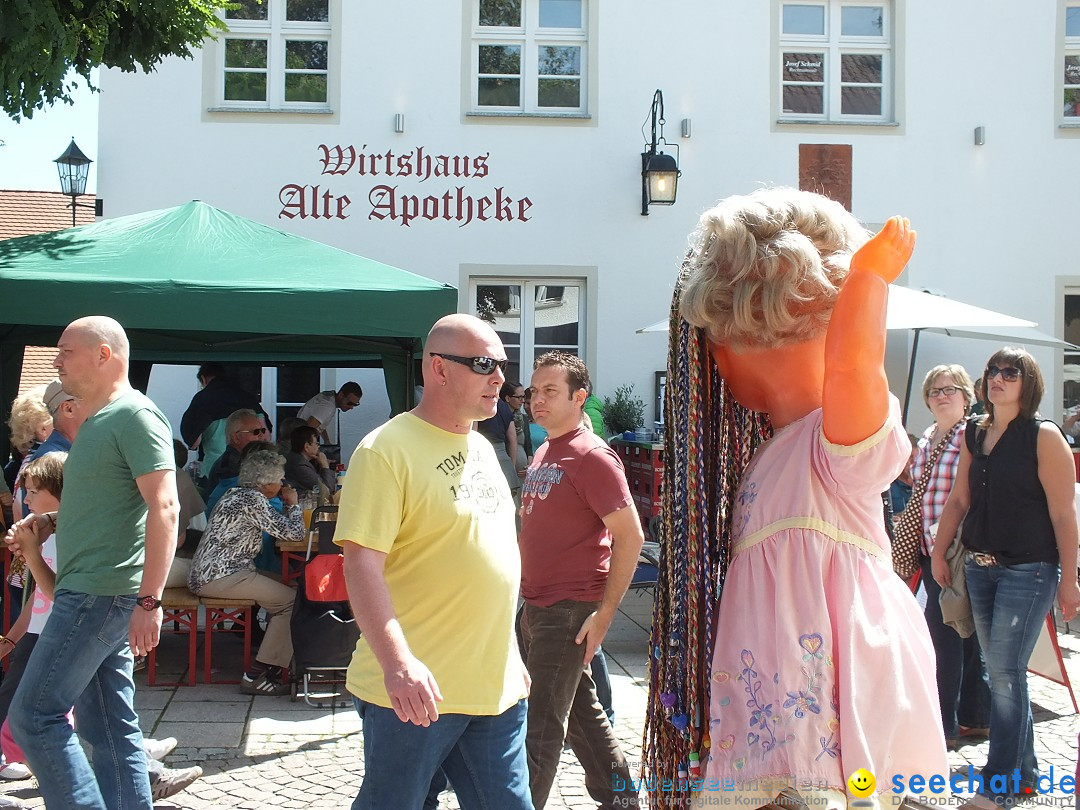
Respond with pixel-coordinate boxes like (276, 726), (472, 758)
(205, 409), (268, 493)
(298, 382), (363, 444)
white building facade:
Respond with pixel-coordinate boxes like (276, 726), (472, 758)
(97, 0), (1080, 450)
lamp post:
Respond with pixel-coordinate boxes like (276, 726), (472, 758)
(641, 89), (680, 216)
(54, 138), (94, 227)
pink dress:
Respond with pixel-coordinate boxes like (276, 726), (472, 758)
(702, 398), (947, 797)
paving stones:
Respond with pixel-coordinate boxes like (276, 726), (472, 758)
(2, 603), (1078, 808)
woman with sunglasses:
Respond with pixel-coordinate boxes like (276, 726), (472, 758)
(933, 347), (1080, 803)
(905, 365), (989, 751)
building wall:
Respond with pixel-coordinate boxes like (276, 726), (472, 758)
(99, 0), (1080, 439)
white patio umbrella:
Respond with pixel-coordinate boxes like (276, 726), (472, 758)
(636, 285), (1072, 422)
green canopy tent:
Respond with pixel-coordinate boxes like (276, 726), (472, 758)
(0, 200), (456, 455)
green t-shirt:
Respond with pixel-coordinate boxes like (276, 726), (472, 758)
(55, 390), (175, 595)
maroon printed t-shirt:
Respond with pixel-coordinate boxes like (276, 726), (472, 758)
(519, 426), (633, 606)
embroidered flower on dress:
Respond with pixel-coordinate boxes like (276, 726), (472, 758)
(783, 690), (821, 718)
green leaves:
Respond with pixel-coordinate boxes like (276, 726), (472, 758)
(1, 0), (234, 120)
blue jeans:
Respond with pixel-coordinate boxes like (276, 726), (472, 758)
(352, 697), (533, 810)
(9, 590), (151, 810)
(965, 559), (1059, 791)
(921, 556), (990, 737)
(590, 646), (616, 726)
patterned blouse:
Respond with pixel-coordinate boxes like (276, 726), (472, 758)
(188, 486), (304, 592)
(909, 420), (965, 555)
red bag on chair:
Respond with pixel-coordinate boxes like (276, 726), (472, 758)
(304, 554), (349, 603)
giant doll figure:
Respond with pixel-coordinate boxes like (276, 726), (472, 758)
(644, 188), (947, 809)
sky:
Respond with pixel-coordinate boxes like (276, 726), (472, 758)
(0, 71), (100, 193)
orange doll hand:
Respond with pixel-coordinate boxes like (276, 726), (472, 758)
(849, 216), (916, 284)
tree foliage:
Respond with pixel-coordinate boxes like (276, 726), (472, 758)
(0, 0), (234, 120)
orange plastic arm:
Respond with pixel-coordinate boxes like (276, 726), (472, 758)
(822, 217), (915, 445)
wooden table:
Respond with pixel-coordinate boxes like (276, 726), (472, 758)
(277, 538), (309, 586)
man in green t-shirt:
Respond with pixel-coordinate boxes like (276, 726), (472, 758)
(6, 316), (179, 809)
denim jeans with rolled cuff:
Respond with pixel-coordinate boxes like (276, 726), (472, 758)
(965, 558), (1058, 792)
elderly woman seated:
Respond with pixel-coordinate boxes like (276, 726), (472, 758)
(188, 448), (303, 696)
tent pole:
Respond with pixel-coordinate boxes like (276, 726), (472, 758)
(902, 328), (922, 427)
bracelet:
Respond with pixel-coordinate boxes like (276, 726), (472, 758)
(0, 636), (15, 649)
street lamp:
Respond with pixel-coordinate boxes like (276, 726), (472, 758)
(54, 138), (94, 227)
(641, 89), (680, 216)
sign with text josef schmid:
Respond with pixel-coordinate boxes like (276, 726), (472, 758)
(278, 144), (534, 227)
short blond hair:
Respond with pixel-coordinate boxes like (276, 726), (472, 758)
(921, 364), (975, 410)
(680, 187), (870, 349)
(7, 385), (52, 453)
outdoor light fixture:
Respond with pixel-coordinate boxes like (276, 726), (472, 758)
(641, 89), (680, 216)
(54, 137), (94, 227)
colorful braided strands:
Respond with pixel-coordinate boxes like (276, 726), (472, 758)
(642, 267), (772, 808)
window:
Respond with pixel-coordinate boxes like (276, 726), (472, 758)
(471, 279), (585, 383)
(217, 0), (332, 110)
(1064, 5), (1080, 119)
(470, 0), (589, 114)
(779, 1), (892, 122)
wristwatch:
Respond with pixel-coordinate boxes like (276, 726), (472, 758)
(136, 595), (163, 612)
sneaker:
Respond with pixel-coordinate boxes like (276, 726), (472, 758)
(0, 763), (30, 781)
(143, 736), (178, 762)
(151, 765), (203, 800)
(0, 794), (26, 808)
(240, 672), (290, 696)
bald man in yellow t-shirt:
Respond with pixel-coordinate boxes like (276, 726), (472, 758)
(335, 314), (532, 810)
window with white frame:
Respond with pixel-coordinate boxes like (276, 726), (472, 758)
(470, 0), (588, 114)
(778, 1), (892, 122)
(471, 279), (585, 384)
(1063, 5), (1080, 119)
(217, 0), (332, 109)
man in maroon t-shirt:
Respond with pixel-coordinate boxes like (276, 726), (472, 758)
(519, 351), (644, 810)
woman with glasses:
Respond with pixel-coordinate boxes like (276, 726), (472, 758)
(907, 365), (989, 751)
(933, 348), (1080, 803)
(190, 448), (304, 696)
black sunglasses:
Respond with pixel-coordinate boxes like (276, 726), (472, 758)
(986, 365), (1022, 382)
(237, 427), (269, 436)
(429, 352), (508, 376)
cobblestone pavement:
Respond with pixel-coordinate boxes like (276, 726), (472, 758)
(2, 594), (1078, 808)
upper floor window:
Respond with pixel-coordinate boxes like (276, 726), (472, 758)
(217, 0), (332, 110)
(470, 0), (589, 114)
(779, 1), (892, 123)
(1064, 5), (1080, 119)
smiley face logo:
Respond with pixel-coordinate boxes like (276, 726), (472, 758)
(847, 768), (876, 798)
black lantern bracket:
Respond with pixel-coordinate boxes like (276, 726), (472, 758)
(640, 89), (680, 216)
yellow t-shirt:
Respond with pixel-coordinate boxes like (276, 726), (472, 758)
(334, 412), (526, 715)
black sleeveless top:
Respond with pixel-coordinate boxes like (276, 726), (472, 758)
(961, 415), (1060, 565)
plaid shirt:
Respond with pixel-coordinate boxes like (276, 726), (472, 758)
(910, 421), (965, 554)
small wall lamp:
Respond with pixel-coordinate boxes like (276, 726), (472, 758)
(641, 89), (680, 216)
(974, 126), (986, 146)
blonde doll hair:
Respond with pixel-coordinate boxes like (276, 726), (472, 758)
(680, 187), (870, 349)
(7, 384), (52, 453)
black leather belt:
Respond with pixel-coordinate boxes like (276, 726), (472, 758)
(965, 550), (1000, 567)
